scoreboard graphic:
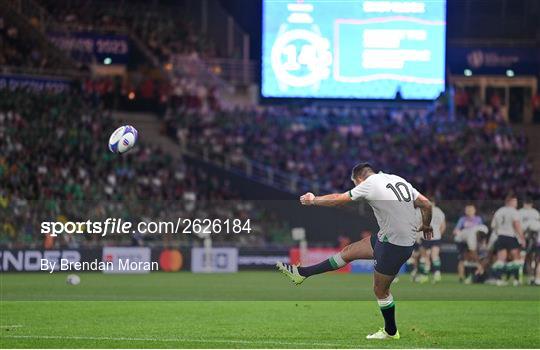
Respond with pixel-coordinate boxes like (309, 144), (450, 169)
(261, 0), (446, 100)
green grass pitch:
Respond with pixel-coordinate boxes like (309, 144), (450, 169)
(1, 272), (539, 348)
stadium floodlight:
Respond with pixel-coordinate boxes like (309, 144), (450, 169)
(464, 69), (472, 76)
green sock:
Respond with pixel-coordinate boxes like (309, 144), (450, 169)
(509, 261), (523, 281)
(492, 261), (505, 279)
(432, 259), (441, 273)
(419, 259), (429, 275)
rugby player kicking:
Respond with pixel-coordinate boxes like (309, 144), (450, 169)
(276, 163), (433, 340)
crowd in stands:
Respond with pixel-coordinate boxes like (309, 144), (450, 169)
(0, 88), (291, 248)
(0, 16), (57, 69)
(164, 103), (538, 201)
(0, 1), (214, 73)
(83, 75), (172, 112)
(37, 0), (214, 61)
(6, 0), (225, 114)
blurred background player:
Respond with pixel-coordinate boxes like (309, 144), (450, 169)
(405, 222), (422, 281)
(457, 223), (489, 284)
(519, 198), (540, 284)
(417, 200), (446, 283)
(534, 236), (540, 286)
(453, 204), (483, 282)
(474, 229), (495, 284)
(491, 194), (526, 286)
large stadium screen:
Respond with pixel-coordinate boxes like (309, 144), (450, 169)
(261, 0), (446, 100)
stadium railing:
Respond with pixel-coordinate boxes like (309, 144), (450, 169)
(202, 58), (257, 86)
(185, 145), (326, 195)
(170, 54), (231, 90)
(0, 65), (86, 79)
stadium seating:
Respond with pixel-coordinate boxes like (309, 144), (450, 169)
(36, 0), (212, 60)
(0, 15), (60, 69)
(0, 89), (289, 247)
(164, 104), (538, 200)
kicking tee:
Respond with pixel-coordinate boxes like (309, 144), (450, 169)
(349, 172), (420, 247)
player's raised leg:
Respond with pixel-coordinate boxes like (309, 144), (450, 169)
(276, 235), (374, 284)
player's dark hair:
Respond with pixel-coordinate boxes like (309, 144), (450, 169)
(351, 162), (375, 181)
(505, 192), (517, 202)
(523, 197), (533, 204)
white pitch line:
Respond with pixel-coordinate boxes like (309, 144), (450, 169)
(1, 334), (351, 348)
(1, 325), (23, 328)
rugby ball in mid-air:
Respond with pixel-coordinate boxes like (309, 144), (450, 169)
(66, 274), (81, 285)
(108, 125), (138, 154)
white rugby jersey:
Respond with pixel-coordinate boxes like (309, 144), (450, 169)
(431, 206), (446, 240)
(491, 206), (521, 238)
(349, 172), (420, 247)
(415, 205), (445, 240)
(519, 207), (540, 231)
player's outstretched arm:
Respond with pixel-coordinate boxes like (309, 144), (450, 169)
(300, 192), (351, 207)
(414, 193), (433, 240)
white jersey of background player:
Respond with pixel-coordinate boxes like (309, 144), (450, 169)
(414, 205), (444, 240)
(492, 205), (521, 238)
(519, 201), (540, 233)
(430, 205), (445, 240)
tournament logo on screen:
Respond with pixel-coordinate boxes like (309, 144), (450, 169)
(262, 0), (447, 100)
(270, 3), (332, 90)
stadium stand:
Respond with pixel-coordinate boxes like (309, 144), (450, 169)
(163, 103), (539, 200)
(0, 14), (62, 69)
(36, 0), (213, 60)
(0, 88), (290, 248)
